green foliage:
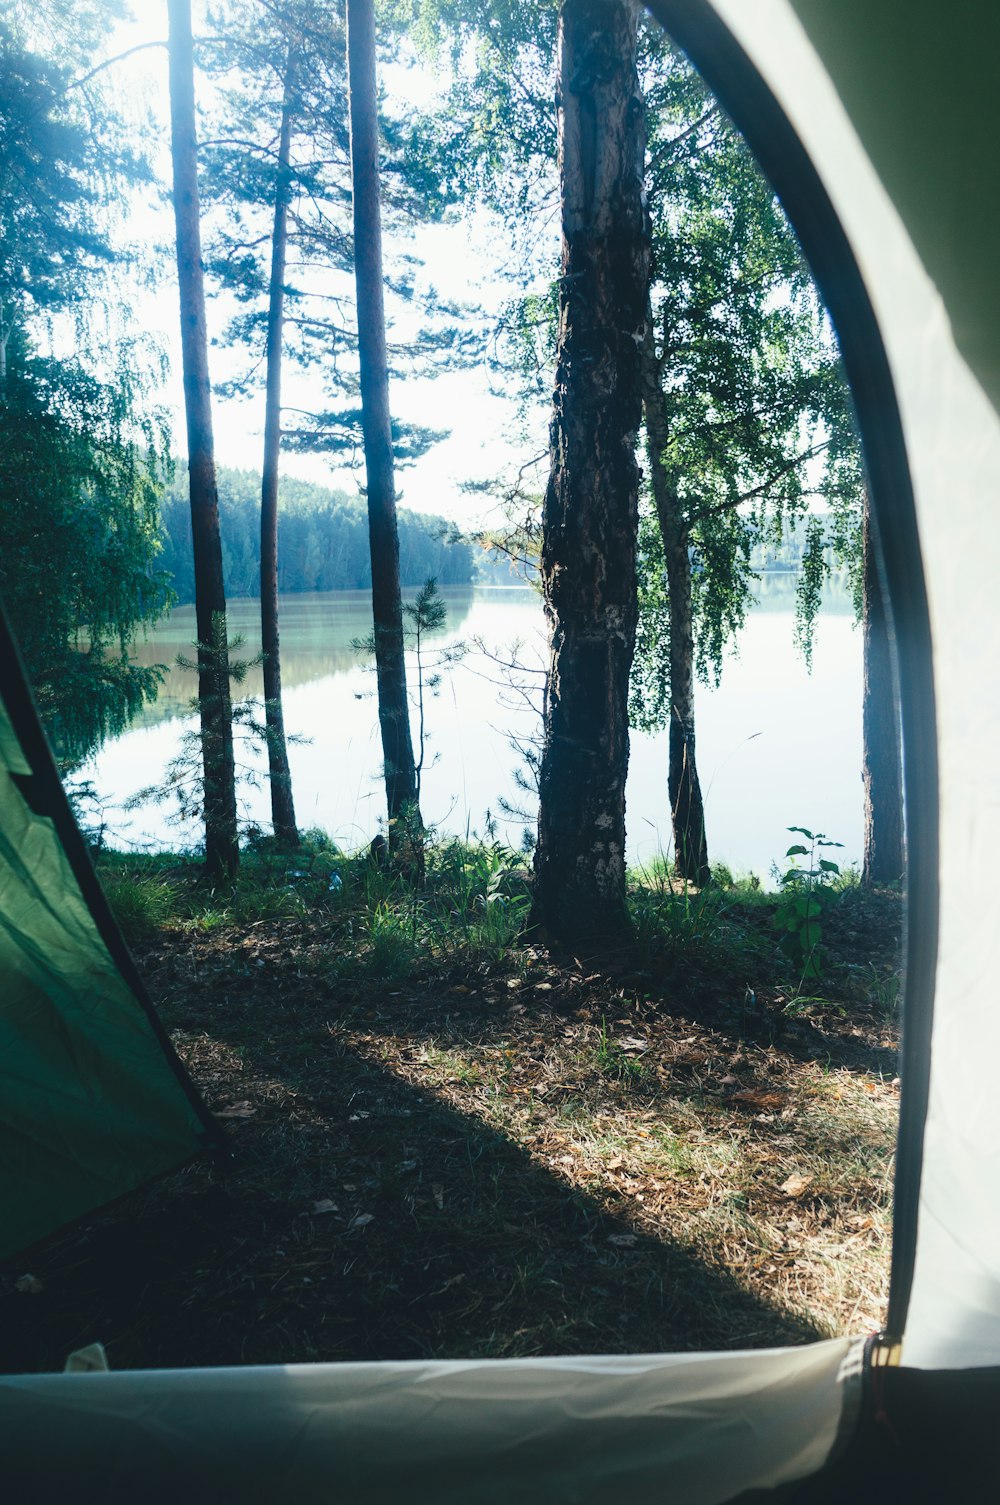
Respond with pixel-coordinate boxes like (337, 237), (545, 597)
(867, 965), (901, 1020)
(405, 576), (448, 639)
(158, 466), (474, 601)
(632, 30), (864, 721)
(427, 838), (531, 960)
(3, 1), (130, 65)
(793, 515), (826, 670)
(0, 20), (170, 765)
(403, 3), (864, 719)
(363, 901), (419, 982)
(773, 826), (844, 989)
(0, 337), (172, 764)
(397, 0), (559, 226)
(100, 829), (532, 979)
(0, 14), (148, 322)
(198, 0), (480, 459)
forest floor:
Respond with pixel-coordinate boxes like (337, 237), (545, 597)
(1, 839), (902, 1374)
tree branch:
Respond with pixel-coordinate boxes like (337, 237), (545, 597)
(647, 105), (719, 174)
(692, 441), (832, 521)
(65, 41), (168, 93)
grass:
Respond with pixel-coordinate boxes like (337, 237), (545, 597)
(0, 835), (902, 1375)
(97, 867), (182, 944)
(628, 860), (772, 984)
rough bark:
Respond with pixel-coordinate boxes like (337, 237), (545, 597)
(530, 0), (649, 945)
(167, 0), (238, 879)
(640, 310), (710, 885)
(862, 497), (905, 885)
(346, 0), (420, 855)
(260, 50), (299, 850)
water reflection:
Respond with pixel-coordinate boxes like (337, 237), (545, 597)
(127, 589), (477, 728)
(89, 579), (862, 880)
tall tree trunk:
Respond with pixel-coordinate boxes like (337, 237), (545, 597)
(167, 0), (238, 879)
(260, 49), (299, 850)
(862, 496), (904, 885)
(640, 310), (710, 885)
(530, 0), (649, 946)
(345, 0), (420, 857)
(0, 306), (9, 397)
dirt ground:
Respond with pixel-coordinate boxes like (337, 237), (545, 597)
(1, 884), (902, 1374)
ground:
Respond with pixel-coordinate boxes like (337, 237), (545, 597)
(0, 844), (902, 1373)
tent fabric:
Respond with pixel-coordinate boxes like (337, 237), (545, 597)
(7, 0), (1000, 1495)
(0, 1338), (859, 1505)
(787, 1), (1000, 419)
(690, 0), (1000, 1374)
(0, 605), (216, 1260)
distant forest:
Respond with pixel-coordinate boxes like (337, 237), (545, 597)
(750, 516), (849, 575)
(159, 466), (477, 602)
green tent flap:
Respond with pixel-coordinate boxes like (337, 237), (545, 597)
(0, 605), (218, 1260)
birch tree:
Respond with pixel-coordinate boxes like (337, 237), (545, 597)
(529, 0), (649, 943)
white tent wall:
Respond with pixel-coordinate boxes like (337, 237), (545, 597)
(686, 0), (1000, 1372)
(1, 1339), (857, 1505)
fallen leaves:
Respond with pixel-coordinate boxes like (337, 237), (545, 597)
(63, 884), (899, 1378)
(731, 1089), (787, 1113)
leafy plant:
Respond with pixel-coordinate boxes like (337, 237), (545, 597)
(595, 1017), (649, 1089)
(427, 838), (531, 960)
(774, 826), (844, 989)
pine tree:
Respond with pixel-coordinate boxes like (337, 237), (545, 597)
(257, 40), (300, 848)
(167, 0), (239, 878)
(346, 0), (421, 859)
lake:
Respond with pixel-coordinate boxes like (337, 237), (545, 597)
(86, 579), (863, 881)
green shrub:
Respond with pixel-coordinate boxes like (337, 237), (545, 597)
(101, 870), (180, 944)
(773, 827), (844, 988)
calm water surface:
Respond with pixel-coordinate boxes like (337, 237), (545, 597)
(87, 581), (862, 880)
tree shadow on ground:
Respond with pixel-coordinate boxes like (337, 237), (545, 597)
(0, 1004), (823, 1375)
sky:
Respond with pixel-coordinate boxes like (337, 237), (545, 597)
(101, 2), (550, 528)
